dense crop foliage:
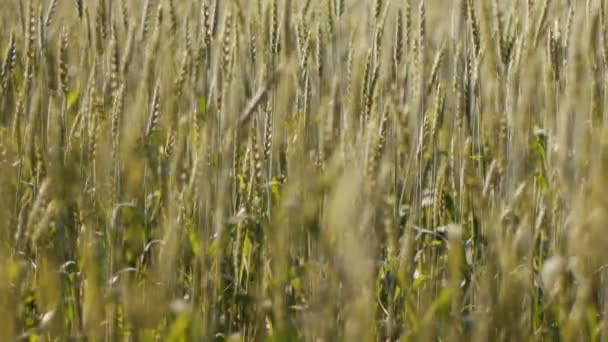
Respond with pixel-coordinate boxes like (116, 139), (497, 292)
(1, 0), (608, 340)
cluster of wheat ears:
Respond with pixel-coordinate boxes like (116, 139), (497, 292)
(1, 0), (608, 340)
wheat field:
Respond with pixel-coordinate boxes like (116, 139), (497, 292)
(1, 0), (608, 340)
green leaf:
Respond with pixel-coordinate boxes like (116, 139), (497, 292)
(239, 234), (251, 282)
(433, 288), (452, 319)
(264, 326), (299, 342)
(67, 89), (80, 109)
(188, 225), (201, 258)
(197, 96), (207, 119)
(413, 273), (428, 290)
(393, 285), (402, 303)
(167, 313), (191, 342)
(271, 176), (281, 202)
(535, 171), (547, 191)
